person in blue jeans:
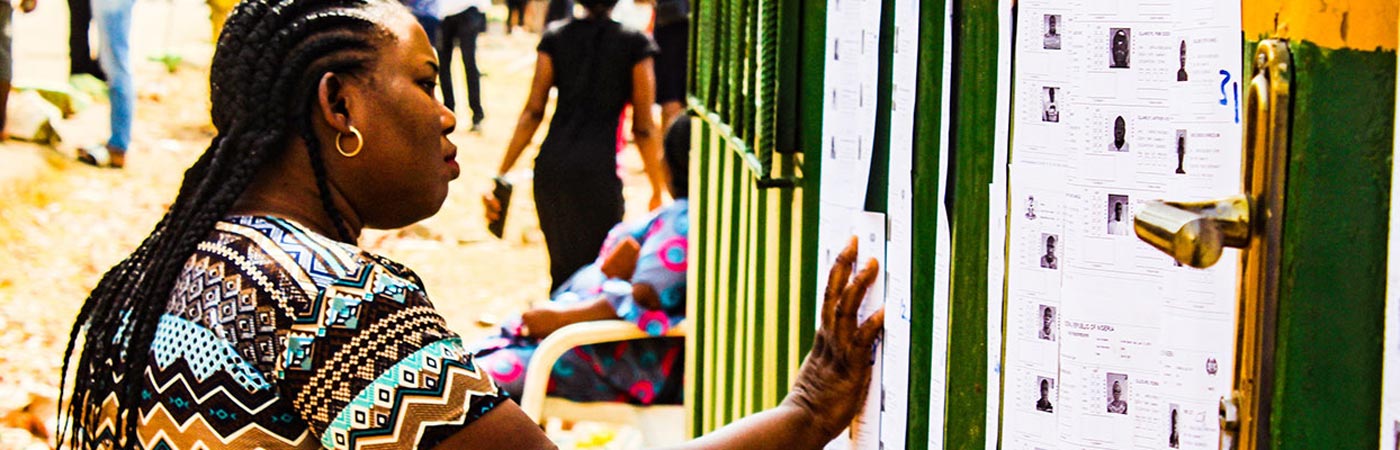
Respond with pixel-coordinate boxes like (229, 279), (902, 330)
(402, 0), (440, 45)
(1, 0), (38, 141)
(77, 0), (134, 168)
(436, 0), (488, 131)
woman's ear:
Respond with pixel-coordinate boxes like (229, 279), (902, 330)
(316, 72), (355, 134)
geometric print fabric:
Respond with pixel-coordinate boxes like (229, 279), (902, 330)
(97, 216), (506, 449)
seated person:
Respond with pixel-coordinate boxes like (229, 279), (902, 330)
(472, 115), (693, 404)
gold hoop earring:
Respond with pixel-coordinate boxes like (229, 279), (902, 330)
(336, 126), (364, 157)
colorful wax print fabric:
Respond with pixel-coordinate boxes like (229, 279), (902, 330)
(93, 216), (505, 449)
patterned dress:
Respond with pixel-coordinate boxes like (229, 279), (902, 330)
(471, 200), (689, 405)
(93, 216), (506, 449)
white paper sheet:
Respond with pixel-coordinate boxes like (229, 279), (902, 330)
(1000, 1), (1243, 449)
(1380, 49), (1400, 450)
(816, 0), (886, 447)
(881, 0), (921, 447)
(985, 2), (1015, 448)
(819, 211), (887, 450)
(820, 0), (883, 211)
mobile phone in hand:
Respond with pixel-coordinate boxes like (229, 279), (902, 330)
(488, 177), (512, 239)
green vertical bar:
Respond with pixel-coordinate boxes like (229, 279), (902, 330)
(907, 0), (947, 446)
(795, 0), (827, 359)
(730, 0), (746, 132)
(775, 0), (801, 154)
(943, 0), (998, 447)
(715, 0), (730, 119)
(865, 0), (895, 215)
(776, 158), (797, 391)
(691, 121), (713, 437)
(752, 188), (769, 412)
(733, 169), (751, 421)
(696, 0), (714, 105)
(712, 130), (733, 432)
(1271, 41), (1395, 449)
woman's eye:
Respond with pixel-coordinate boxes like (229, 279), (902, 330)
(419, 80), (437, 92)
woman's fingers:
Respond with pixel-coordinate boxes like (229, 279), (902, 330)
(854, 308), (885, 353)
(835, 257), (880, 338)
(822, 237), (859, 329)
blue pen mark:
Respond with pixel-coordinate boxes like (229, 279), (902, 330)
(1217, 70), (1232, 105)
(1232, 81), (1240, 123)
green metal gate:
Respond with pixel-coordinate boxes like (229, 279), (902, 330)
(684, 0), (951, 444)
(684, 0), (825, 437)
(684, 0), (1400, 447)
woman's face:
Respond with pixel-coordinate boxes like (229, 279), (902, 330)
(331, 13), (458, 230)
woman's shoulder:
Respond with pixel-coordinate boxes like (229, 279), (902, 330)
(168, 216), (433, 352)
(178, 216), (422, 316)
(216, 216), (365, 285)
(613, 21), (656, 46)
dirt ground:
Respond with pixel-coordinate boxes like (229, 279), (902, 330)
(0, 0), (659, 446)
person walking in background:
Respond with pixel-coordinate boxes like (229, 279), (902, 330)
(76, 0), (134, 168)
(403, 0), (440, 45)
(505, 0), (525, 33)
(473, 115), (693, 404)
(651, 0), (687, 131)
(67, 0), (103, 79)
(487, 0), (671, 293)
(436, 0), (487, 131)
(1, 0), (37, 140)
(545, 0), (572, 24)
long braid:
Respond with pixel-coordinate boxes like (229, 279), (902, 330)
(303, 125), (356, 242)
(57, 0), (395, 447)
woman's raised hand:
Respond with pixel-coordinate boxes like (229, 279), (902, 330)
(781, 236), (884, 442)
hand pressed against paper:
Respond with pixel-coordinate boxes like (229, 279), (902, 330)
(784, 236), (885, 442)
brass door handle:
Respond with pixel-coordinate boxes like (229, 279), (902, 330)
(1133, 196), (1251, 268)
(1130, 40), (1292, 450)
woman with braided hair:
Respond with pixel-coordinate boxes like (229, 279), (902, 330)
(59, 0), (883, 448)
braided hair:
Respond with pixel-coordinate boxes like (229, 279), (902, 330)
(58, 0), (401, 448)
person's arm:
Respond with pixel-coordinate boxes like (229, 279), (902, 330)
(499, 52), (553, 176)
(630, 58), (670, 211)
(485, 52), (554, 221)
(431, 400), (557, 450)
(435, 237), (879, 449)
(520, 296), (620, 339)
(667, 237), (884, 449)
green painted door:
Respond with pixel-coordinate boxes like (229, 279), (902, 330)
(935, 1), (1398, 449)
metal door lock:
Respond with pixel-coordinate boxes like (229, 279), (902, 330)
(1131, 40), (1292, 450)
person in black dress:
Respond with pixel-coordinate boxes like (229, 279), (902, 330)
(546, 0), (574, 24)
(488, 0), (670, 293)
(652, 0), (689, 131)
(506, 0), (526, 33)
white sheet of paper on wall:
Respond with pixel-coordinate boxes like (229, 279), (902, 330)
(1379, 49), (1400, 450)
(999, 1), (1243, 449)
(822, 211), (887, 450)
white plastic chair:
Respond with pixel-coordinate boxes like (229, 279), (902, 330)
(519, 319), (689, 447)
